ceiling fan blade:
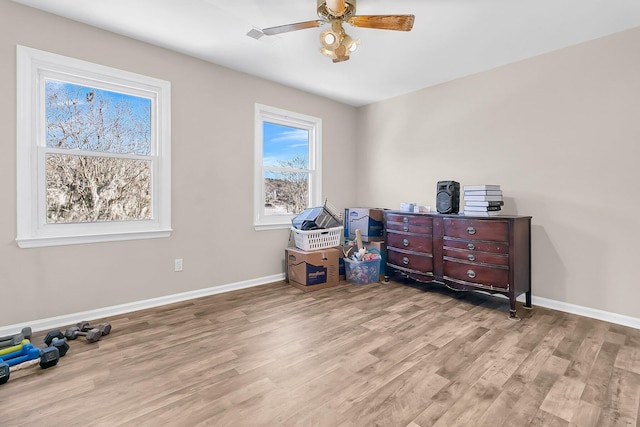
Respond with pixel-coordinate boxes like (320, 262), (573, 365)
(262, 20), (325, 36)
(347, 15), (415, 31)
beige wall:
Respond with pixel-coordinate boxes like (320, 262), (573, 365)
(0, 2), (357, 326)
(357, 26), (640, 318)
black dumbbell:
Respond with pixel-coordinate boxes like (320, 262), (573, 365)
(38, 346), (60, 369)
(64, 327), (101, 343)
(35, 330), (70, 357)
(44, 329), (65, 346)
(77, 321), (112, 336)
(49, 337), (70, 357)
(0, 327), (32, 342)
(0, 333), (25, 349)
(0, 327), (33, 349)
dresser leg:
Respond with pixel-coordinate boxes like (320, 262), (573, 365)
(508, 295), (520, 320)
(524, 290), (532, 309)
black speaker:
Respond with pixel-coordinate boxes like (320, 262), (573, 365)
(436, 180), (460, 214)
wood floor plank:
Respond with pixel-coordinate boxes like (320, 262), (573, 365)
(596, 367), (640, 426)
(581, 340), (621, 406)
(474, 389), (522, 427)
(499, 369), (564, 426)
(569, 399), (601, 427)
(2, 280), (640, 426)
(539, 375), (586, 422)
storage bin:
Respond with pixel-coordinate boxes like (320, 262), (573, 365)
(291, 226), (343, 251)
(344, 257), (381, 285)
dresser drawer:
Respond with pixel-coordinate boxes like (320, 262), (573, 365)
(443, 238), (509, 255)
(443, 247), (509, 267)
(386, 213), (432, 226)
(443, 218), (509, 242)
(386, 213), (433, 235)
(387, 222), (432, 234)
(388, 248), (433, 273)
(443, 258), (509, 289)
(387, 232), (432, 253)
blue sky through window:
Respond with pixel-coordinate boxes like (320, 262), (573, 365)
(263, 122), (309, 168)
(45, 80), (151, 155)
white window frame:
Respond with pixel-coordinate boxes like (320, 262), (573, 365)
(16, 45), (172, 248)
(254, 104), (322, 231)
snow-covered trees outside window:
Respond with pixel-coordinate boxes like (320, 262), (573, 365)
(45, 81), (152, 223)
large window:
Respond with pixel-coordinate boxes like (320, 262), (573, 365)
(16, 46), (171, 248)
(254, 104), (322, 230)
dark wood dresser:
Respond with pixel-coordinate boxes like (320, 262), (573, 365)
(384, 211), (532, 318)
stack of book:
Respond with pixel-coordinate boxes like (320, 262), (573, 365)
(463, 185), (503, 216)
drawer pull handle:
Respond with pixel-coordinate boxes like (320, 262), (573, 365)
(466, 226), (476, 235)
(402, 239), (409, 247)
(468, 254), (476, 261)
(403, 225), (409, 232)
(467, 243), (475, 250)
(467, 270), (476, 279)
(403, 217), (409, 223)
(402, 257), (410, 265)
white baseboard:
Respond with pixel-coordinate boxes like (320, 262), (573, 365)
(0, 273), (285, 336)
(3, 276), (639, 336)
(531, 296), (640, 330)
(489, 293), (639, 329)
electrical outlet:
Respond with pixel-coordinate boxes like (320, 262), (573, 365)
(174, 258), (183, 272)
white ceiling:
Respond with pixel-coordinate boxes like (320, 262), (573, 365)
(12, 0), (640, 106)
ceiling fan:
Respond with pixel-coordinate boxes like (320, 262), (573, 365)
(254, 0), (415, 63)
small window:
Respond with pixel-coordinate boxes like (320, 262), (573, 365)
(254, 104), (322, 230)
(16, 46), (171, 248)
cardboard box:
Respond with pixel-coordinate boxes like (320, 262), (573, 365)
(285, 247), (340, 292)
(344, 208), (385, 242)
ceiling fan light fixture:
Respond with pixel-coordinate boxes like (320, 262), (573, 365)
(320, 47), (337, 59)
(320, 30), (339, 49)
(341, 34), (359, 53)
(319, 23), (358, 62)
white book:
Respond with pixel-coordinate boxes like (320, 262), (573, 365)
(464, 210), (501, 216)
(465, 200), (504, 207)
(464, 195), (503, 202)
(463, 190), (503, 196)
(463, 205), (501, 212)
(463, 185), (501, 191)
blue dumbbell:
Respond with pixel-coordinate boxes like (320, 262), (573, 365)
(0, 346), (41, 366)
(0, 346), (60, 385)
(0, 343), (37, 362)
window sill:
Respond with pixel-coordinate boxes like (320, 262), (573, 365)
(254, 223), (291, 232)
(16, 229), (172, 248)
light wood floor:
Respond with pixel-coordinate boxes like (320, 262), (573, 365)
(3, 280), (640, 426)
